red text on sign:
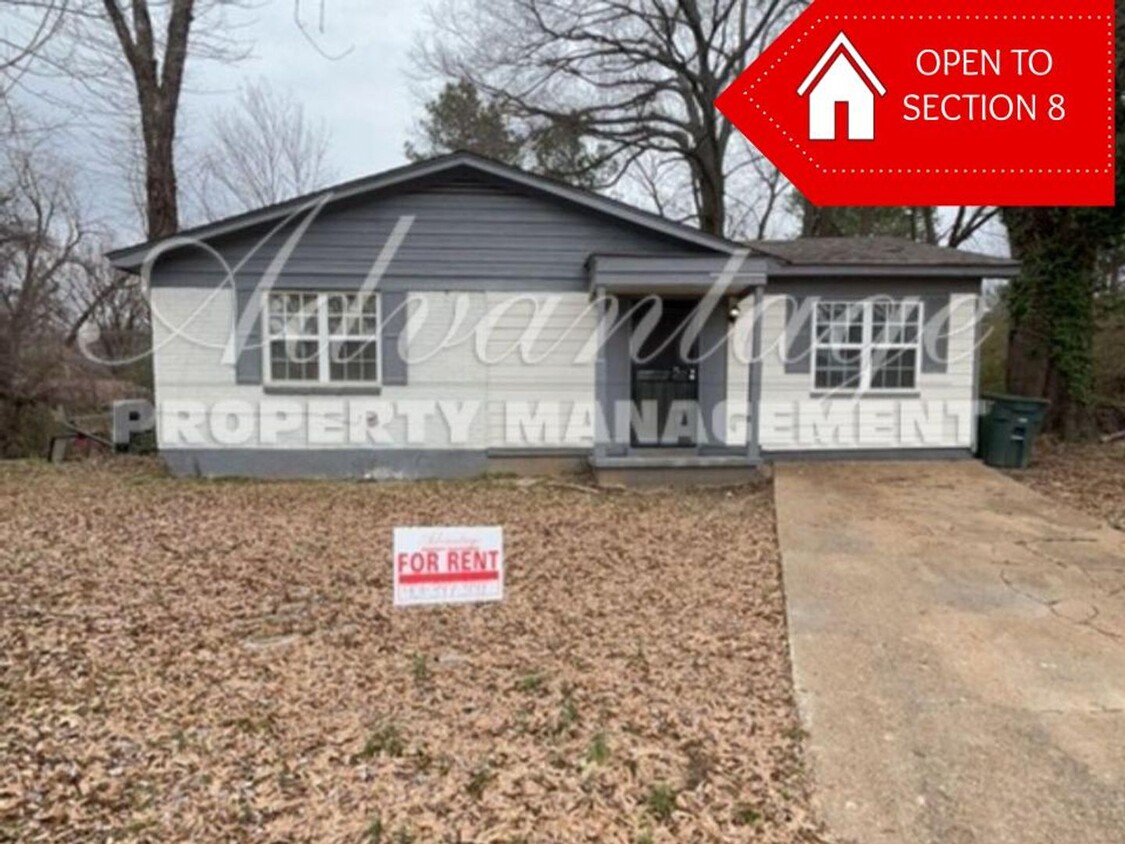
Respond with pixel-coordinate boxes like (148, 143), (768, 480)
(396, 547), (502, 584)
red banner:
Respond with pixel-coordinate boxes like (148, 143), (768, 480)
(715, 0), (1116, 206)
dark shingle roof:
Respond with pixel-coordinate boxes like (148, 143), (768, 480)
(752, 236), (1016, 269)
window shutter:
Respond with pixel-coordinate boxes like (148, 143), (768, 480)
(784, 295), (813, 375)
(234, 286), (263, 385)
(382, 291), (409, 386)
(921, 293), (951, 374)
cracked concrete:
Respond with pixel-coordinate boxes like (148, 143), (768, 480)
(775, 460), (1125, 844)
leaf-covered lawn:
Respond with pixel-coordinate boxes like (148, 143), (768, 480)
(1013, 439), (1125, 531)
(0, 460), (824, 843)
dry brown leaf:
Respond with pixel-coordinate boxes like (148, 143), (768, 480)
(0, 458), (830, 843)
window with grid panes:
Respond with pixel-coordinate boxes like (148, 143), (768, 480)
(812, 299), (921, 392)
(265, 292), (381, 385)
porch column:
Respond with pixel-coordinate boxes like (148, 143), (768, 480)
(594, 286), (609, 462)
(748, 285), (764, 462)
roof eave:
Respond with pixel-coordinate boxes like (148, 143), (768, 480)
(768, 262), (1020, 279)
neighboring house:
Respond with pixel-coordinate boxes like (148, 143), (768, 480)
(798, 32), (887, 141)
(107, 152), (1017, 483)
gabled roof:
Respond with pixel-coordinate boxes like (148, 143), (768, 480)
(106, 151), (739, 272)
(798, 32), (887, 97)
(753, 236), (1019, 278)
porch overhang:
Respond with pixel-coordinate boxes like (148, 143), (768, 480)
(587, 254), (771, 297)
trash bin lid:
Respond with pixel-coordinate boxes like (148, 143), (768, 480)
(980, 392), (1051, 412)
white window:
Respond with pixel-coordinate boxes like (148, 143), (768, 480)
(812, 299), (921, 392)
(869, 300), (922, 390)
(264, 292), (381, 386)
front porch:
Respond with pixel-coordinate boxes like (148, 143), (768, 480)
(587, 252), (768, 484)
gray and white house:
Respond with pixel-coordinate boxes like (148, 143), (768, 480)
(107, 152), (1017, 482)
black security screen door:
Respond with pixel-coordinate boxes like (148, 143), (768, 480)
(630, 299), (699, 448)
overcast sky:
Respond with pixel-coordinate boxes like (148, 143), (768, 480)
(7, 0), (1008, 255)
(216, 0), (429, 183)
(9, 0), (432, 241)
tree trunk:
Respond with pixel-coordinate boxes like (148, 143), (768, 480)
(101, 0), (194, 239)
(143, 108), (179, 239)
(1, 399), (28, 459)
(694, 142), (726, 237)
(1004, 316), (1048, 398)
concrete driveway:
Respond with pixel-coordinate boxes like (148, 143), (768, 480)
(775, 460), (1125, 844)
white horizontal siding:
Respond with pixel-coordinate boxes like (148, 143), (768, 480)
(151, 287), (237, 389)
(152, 285), (977, 457)
(758, 292), (978, 451)
(149, 288), (597, 451)
(483, 292), (598, 448)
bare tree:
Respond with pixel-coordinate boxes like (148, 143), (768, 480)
(10, 1), (254, 240)
(0, 1), (69, 100)
(941, 206), (1000, 248)
(627, 154), (696, 226)
(8, 2), (359, 240)
(0, 142), (90, 455)
(417, 0), (805, 237)
(0, 127), (155, 454)
(292, 0), (355, 60)
(65, 248), (151, 393)
(734, 153), (789, 240)
(192, 80), (336, 219)
(95, 0), (219, 238)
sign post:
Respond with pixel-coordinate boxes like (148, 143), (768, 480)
(393, 526), (504, 607)
(715, 0), (1116, 206)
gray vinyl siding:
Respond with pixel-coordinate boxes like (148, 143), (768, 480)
(151, 170), (716, 292)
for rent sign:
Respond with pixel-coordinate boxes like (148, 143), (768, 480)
(393, 526), (504, 607)
(715, 0), (1116, 206)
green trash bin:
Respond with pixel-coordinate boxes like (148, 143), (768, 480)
(977, 393), (1050, 469)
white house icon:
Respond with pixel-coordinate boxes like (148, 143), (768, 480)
(797, 32), (886, 141)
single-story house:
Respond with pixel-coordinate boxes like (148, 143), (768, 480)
(107, 152), (1018, 483)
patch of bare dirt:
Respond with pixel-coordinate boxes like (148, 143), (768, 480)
(1013, 438), (1125, 531)
(0, 459), (825, 843)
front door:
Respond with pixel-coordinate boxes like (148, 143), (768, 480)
(630, 299), (699, 448)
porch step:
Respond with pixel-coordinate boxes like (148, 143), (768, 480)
(590, 453), (763, 487)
